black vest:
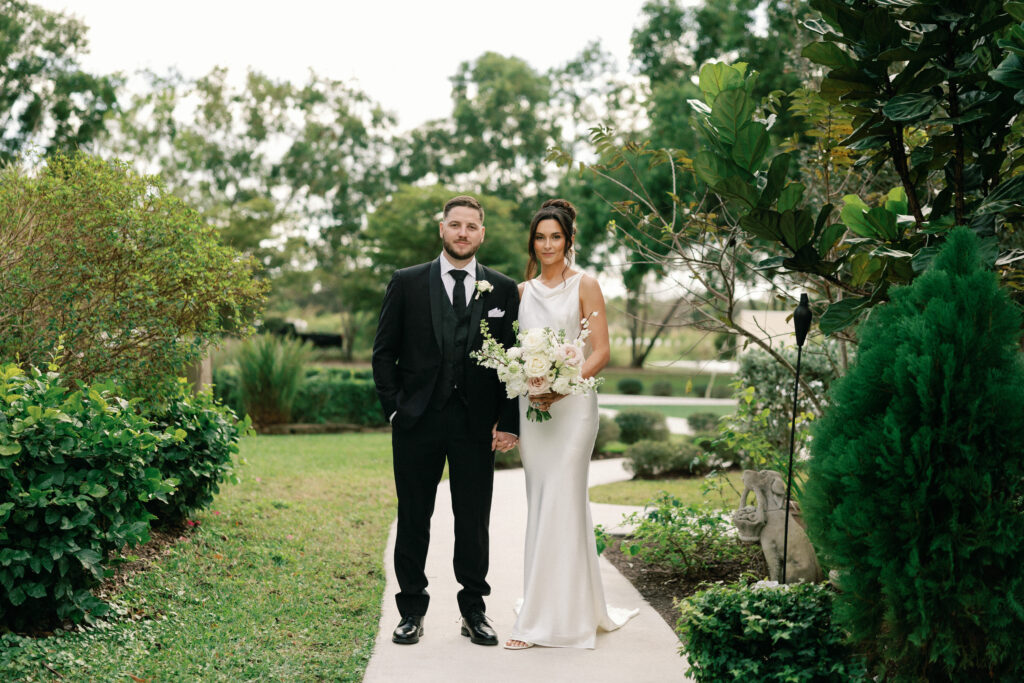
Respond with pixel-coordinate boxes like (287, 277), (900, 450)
(432, 292), (471, 406)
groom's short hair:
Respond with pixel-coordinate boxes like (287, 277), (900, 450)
(443, 195), (484, 223)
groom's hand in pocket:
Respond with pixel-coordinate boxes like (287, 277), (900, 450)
(491, 427), (518, 452)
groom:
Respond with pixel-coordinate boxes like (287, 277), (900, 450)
(372, 195), (520, 646)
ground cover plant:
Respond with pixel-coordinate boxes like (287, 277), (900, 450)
(0, 433), (396, 682)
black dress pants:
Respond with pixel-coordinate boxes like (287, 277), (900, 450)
(391, 396), (495, 618)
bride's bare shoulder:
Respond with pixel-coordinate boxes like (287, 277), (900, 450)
(517, 282), (526, 299)
(579, 273), (602, 293)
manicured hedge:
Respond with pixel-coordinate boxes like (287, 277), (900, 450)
(214, 366), (385, 428)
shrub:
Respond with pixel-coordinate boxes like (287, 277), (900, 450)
(292, 374), (386, 426)
(0, 153), (265, 401)
(677, 581), (868, 682)
(144, 381), (249, 526)
(616, 377), (643, 395)
(650, 379), (673, 396)
(625, 439), (732, 479)
(803, 228), (1024, 680)
(0, 362), (175, 626)
(686, 411), (719, 432)
(236, 334), (312, 426)
(494, 446), (521, 470)
(614, 409), (668, 444)
(620, 493), (754, 578)
(592, 414), (621, 456)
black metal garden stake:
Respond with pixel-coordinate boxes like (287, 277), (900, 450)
(781, 293), (812, 584)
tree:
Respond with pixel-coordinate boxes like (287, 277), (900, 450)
(0, 1), (119, 163)
(365, 185), (527, 281)
(0, 153), (266, 400)
(802, 228), (1024, 680)
(106, 67), (395, 317)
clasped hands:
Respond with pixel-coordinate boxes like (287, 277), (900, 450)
(492, 428), (518, 453)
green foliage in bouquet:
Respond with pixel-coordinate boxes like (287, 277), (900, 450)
(802, 228), (1024, 680)
(0, 362), (176, 626)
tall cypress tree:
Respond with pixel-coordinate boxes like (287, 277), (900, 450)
(802, 227), (1024, 681)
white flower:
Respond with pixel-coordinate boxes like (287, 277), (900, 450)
(561, 343), (584, 367)
(474, 280), (494, 300)
(521, 327), (546, 352)
(523, 354), (550, 377)
(506, 346), (522, 360)
(526, 375), (551, 395)
(551, 376), (572, 394)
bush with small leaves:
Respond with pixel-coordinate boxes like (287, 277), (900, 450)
(592, 414), (621, 455)
(677, 581), (868, 682)
(616, 377), (643, 395)
(0, 362), (176, 627)
(614, 409), (669, 444)
(650, 380), (673, 396)
(686, 411), (720, 433)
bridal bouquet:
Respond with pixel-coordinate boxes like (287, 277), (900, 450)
(471, 314), (604, 422)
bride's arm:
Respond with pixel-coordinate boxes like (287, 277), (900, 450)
(579, 275), (609, 380)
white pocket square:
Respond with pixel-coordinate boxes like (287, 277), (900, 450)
(487, 308), (505, 318)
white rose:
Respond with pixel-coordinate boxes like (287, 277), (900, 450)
(506, 346), (522, 360)
(523, 354), (550, 377)
(521, 327), (546, 352)
(551, 376), (572, 394)
(506, 375), (526, 397)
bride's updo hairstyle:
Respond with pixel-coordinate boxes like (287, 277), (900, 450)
(525, 198), (577, 281)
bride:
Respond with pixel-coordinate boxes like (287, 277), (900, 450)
(505, 198), (638, 650)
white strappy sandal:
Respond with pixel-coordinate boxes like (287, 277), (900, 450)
(503, 639), (534, 650)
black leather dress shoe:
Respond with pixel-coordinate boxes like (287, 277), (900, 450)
(392, 616), (423, 644)
(460, 611), (498, 646)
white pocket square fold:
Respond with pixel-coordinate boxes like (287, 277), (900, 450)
(487, 308), (505, 318)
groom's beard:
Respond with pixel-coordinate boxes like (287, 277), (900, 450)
(442, 236), (481, 261)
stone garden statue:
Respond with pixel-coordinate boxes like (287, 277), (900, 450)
(732, 469), (822, 584)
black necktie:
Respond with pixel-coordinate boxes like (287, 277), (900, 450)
(450, 270), (468, 319)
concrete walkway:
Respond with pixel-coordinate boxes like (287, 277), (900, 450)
(362, 458), (693, 683)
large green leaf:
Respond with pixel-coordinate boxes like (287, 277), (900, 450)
(884, 187), (908, 215)
(989, 54), (1024, 90)
(778, 183), (806, 213)
(779, 210), (815, 251)
(802, 42), (856, 70)
(694, 150), (731, 187)
(883, 93), (938, 121)
(819, 296), (871, 336)
(1007, 2), (1024, 22)
(840, 195), (877, 238)
(710, 88), (756, 145)
(713, 176), (759, 209)
(739, 210), (784, 242)
(976, 174), (1024, 215)
(817, 223), (847, 258)
(759, 153), (791, 208)
(731, 122), (769, 172)
(698, 62), (745, 105)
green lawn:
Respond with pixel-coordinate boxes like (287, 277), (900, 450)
(2, 434), (396, 683)
(589, 470), (744, 508)
(601, 403), (736, 421)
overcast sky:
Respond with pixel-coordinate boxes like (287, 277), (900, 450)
(35, 0), (653, 132)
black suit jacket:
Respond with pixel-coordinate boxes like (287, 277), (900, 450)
(372, 257), (520, 440)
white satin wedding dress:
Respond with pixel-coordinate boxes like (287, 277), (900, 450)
(509, 272), (638, 649)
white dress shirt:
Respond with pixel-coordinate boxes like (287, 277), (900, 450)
(439, 252), (477, 308)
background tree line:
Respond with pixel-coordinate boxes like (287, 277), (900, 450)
(3, 0), (1021, 365)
